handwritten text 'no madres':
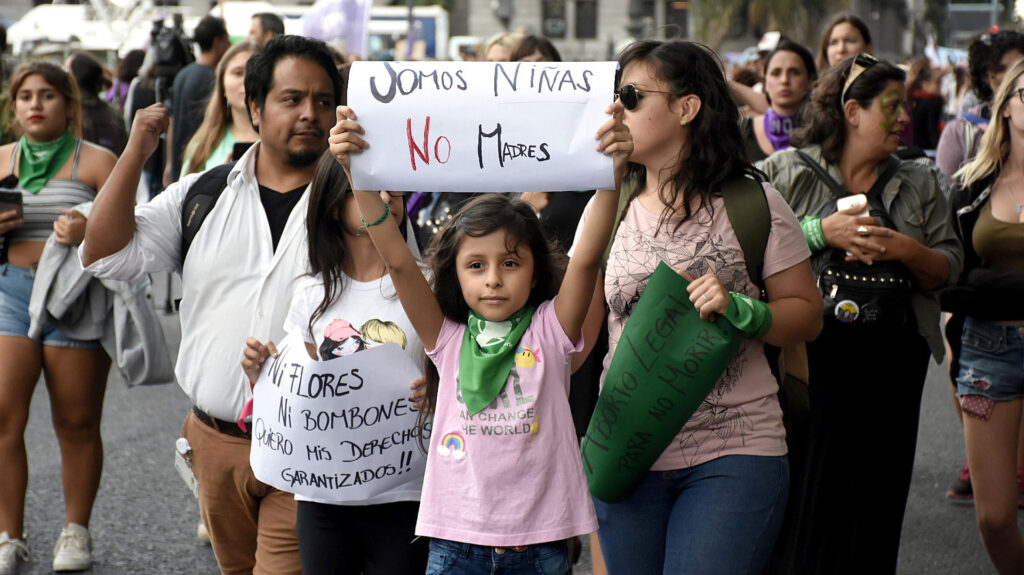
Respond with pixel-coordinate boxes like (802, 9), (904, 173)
(368, 62), (594, 171)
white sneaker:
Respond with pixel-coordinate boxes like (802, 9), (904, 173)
(0, 532), (30, 575)
(196, 521), (211, 545)
(52, 524), (91, 572)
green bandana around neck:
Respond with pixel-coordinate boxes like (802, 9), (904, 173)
(459, 306), (536, 416)
(18, 131), (76, 194)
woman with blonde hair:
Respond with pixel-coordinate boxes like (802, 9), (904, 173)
(479, 32), (523, 62)
(0, 61), (117, 574)
(181, 41), (261, 176)
(946, 58), (1024, 574)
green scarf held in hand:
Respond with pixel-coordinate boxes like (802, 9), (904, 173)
(18, 132), (76, 193)
(459, 306), (536, 416)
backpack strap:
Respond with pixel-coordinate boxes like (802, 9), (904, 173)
(180, 162), (235, 263)
(601, 179), (639, 271)
(795, 149), (845, 200)
(721, 174), (771, 290)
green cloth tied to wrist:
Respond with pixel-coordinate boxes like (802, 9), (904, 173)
(459, 307), (535, 416)
(724, 292), (773, 339)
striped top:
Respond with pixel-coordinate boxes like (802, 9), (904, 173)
(7, 139), (97, 243)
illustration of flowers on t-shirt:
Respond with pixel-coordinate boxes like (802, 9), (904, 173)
(319, 318), (409, 360)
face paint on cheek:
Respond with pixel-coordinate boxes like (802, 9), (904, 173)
(879, 90), (902, 134)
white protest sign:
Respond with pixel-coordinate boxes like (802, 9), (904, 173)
(250, 333), (427, 502)
(347, 60), (617, 193)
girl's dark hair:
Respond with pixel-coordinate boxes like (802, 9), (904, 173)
(427, 194), (564, 321)
(763, 40), (817, 106)
(791, 55), (906, 165)
(968, 30), (1024, 103)
(416, 194), (567, 442)
(67, 52), (107, 96)
(511, 35), (562, 62)
(304, 151), (406, 341)
(817, 13), (872, 74)
(617, 40), (759, 230)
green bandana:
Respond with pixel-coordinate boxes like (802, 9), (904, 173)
(459, 306), (536, 416)
(18, 132), (76, 194)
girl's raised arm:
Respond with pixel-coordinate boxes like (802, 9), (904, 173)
(329, 106), (446, 351)
(554, 101), (632, 341)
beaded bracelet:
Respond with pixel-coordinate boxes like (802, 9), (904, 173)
(801, 217), (828, 252)
(356, 200), (390, 237)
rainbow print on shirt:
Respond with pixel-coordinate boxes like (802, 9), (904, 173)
(437, 432), (467, 460)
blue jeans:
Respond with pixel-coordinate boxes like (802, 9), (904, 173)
(594, 454), (788, 575)
(956, 317), (1024, 400)
(0, 263), (99, 348)
(425, 538), (569, 575)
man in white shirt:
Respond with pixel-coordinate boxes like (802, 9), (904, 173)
(81, 35), (342, 575)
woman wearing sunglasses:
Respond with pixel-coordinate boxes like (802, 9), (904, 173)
(743, 40), (817, 161)
(946, 59), (1024, 575)
(578, 39), (822, 574)
(761, 54), (961, 574)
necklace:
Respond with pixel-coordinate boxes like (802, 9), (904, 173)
(1007, 179), (1024, 215)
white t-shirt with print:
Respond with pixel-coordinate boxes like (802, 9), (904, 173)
(283, 271), (427, 505)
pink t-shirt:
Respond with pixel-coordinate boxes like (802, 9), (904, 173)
(416, 300), (598, 546)
(577, 183), (809, 471)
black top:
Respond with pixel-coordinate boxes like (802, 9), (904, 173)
(170, 63), (215, 183)
(258, 184), (306, 251)
(910, 95), (943, 151)
(540, 191), (595, 254)
(741, 117), (769, 162)
(81, 94), (127, 156)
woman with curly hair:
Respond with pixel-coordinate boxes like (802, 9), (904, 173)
(762, 54), (961, 574)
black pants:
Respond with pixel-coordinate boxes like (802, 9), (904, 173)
(770, 321), (930, 575)
(297, 500), (428, 575)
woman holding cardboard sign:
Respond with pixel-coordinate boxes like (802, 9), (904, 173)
(573, 40), (821, 574)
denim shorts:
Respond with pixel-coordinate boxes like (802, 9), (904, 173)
(956, 317), (1024, 401)
(426, 538), (569, 575)
(0, 263), (99, 348)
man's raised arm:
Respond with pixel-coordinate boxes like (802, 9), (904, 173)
(82, 104), (169, 267)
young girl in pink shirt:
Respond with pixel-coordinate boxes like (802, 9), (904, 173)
(328, 102), (631, 574)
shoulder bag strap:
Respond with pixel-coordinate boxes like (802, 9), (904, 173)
(795, 149), (845, 200)
(721, 175), (771, 291)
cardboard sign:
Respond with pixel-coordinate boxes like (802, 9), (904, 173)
(347, 60), (617, 193)
(250, 333), (428, 502)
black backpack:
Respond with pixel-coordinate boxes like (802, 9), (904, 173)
(180, 162), (235, 263)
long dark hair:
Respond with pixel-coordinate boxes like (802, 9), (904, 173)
(791, 55), (905, 165)
(304, 152), (406, 342)
(416, 194), (567, 446)
(617, 40), (759, 231)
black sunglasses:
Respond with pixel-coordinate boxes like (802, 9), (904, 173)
(615, 84), (672, 111)
(841, 53), (879, 103)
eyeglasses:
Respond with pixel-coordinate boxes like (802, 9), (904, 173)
(1009, 88), (1024, 106)
(841, 53), (879, 103)
(615, 83), (672, 111)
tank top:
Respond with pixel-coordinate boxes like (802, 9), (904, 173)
(6, 139), (97, 243)
(973, 198), (1024, 272)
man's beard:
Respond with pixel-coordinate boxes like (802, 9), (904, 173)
(286, 148), (321, 168)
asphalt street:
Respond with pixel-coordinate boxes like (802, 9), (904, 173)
(16, 272), (1005, 574)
